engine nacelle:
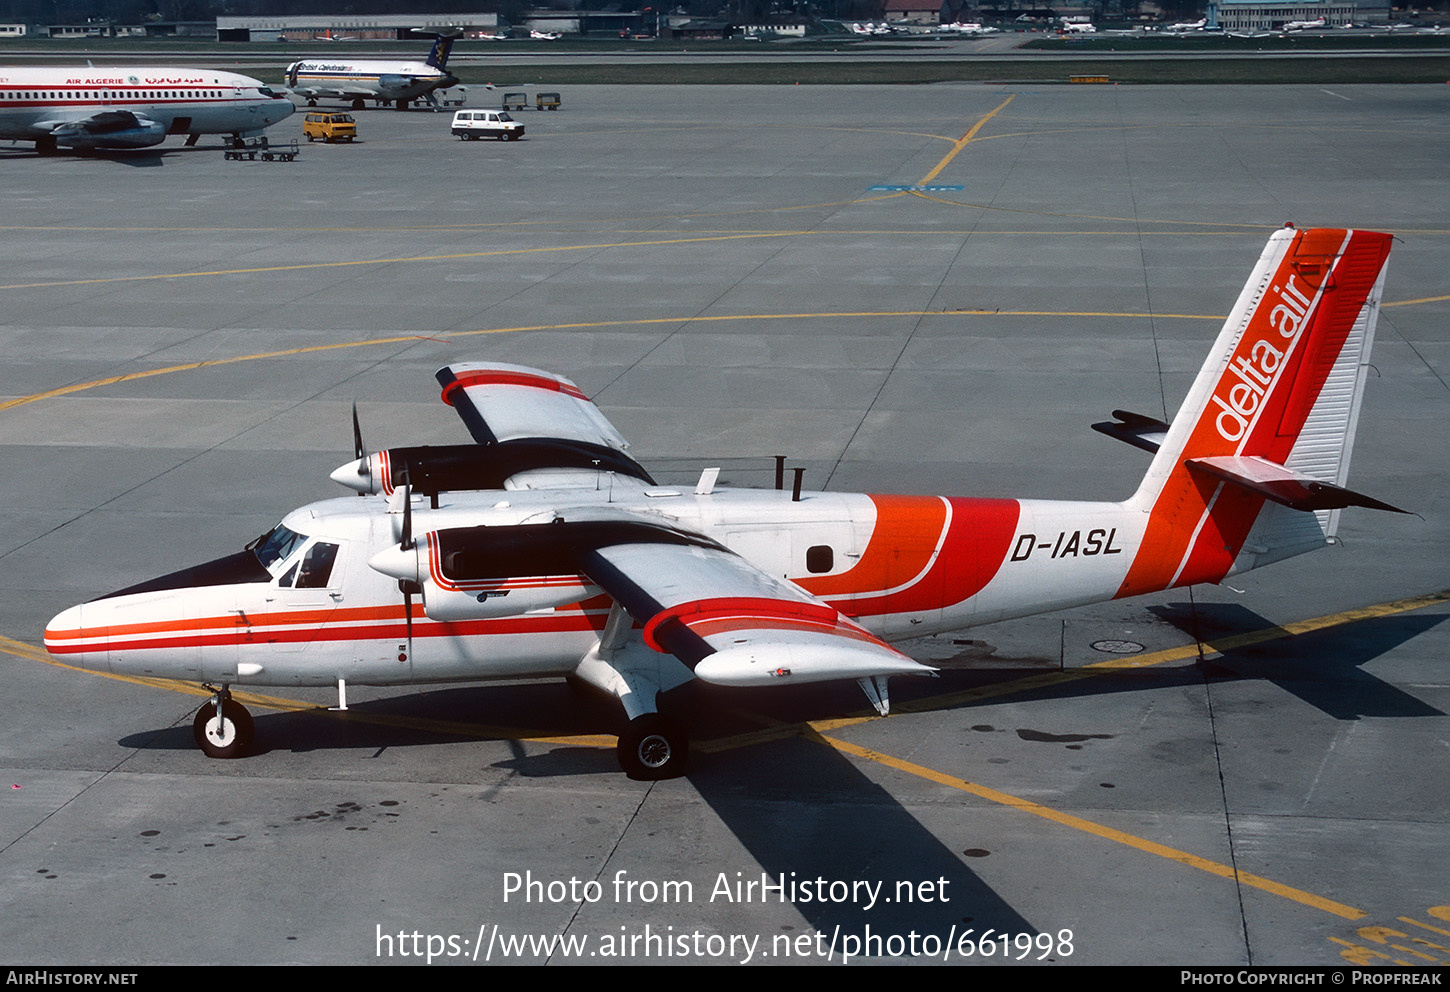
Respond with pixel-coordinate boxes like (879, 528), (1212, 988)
(53, 115), (167, 149)
(368, 525), (601, 622)
(419, 577), (598, 622)
(377, 73), (418, 96)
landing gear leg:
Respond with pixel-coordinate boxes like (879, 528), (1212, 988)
(184, 133), (199, 146)
(193, 685), (254, 759)
(577, 601), (694, 779)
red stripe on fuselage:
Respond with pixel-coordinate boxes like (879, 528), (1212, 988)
(46, 606), (609, 657)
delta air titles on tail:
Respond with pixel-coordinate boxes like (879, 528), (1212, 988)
(44, 227), (1405, 778)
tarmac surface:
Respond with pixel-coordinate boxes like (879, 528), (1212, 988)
(2, 83), (1448, 967)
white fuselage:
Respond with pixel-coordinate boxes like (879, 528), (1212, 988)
(43, 478), (1167, 690)
(285, 60), (452, 102)
(0, 67), (295, 145)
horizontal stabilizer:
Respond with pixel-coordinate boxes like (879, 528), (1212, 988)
(1186, 455), (1406, 514)
(1092, 410), (1169, 454)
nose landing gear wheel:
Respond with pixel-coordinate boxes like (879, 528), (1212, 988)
(193, 698), (254, 759)
(617, 714), (687, 780)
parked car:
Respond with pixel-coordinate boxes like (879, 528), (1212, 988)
(451, 110), (524, 141)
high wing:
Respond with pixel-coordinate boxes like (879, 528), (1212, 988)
(576, 523), (932, 689)
(33, 110), (168, 149)
(369, 508), (933, 705)
(436, 362), (631, 451)
(336, 363), (655, 496)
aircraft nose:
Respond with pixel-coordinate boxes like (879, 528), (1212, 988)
(44, 602), (106, 670)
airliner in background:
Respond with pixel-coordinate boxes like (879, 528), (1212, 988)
(285, 29), (462, 110)
(0, 66), (294, 154)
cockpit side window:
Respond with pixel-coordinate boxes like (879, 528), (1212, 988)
(296, 542), (340, 588)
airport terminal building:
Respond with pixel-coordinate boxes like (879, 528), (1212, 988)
(1212, 0), (1391, 29)
(216, 14), (502, 41)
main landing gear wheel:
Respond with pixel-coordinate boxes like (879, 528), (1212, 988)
(617, 714), (687, 780)
(192, 698), (254, 759)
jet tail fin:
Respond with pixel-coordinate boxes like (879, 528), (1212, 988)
(1118, 226), (1395, 597)
(423, 28), (462, 69)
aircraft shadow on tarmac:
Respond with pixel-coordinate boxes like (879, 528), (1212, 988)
(119, 676), (1036, 939)
(0, 143), (240, 165)
(1147, 601), (1446, 720)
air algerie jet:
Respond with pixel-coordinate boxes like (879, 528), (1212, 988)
(284, 29), (462, 111)
(44, 227), (1405, 779)
(0, 67), (294, 154)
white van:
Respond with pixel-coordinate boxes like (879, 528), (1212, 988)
(451, 110), (524, 141)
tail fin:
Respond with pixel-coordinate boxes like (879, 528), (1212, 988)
(1118, 226), (1394, 597)
(425, 30), (461, 69)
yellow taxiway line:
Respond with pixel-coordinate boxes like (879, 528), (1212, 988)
(0, 307), (1224, 415)
(916, 94), (1015, 186)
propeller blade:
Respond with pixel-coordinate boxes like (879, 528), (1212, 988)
(399, 464), (413, 551)
(350, 402), (370, 494)
(400, 580), (415, 659)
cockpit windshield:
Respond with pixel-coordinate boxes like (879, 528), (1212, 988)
(247, 524), (308, 573)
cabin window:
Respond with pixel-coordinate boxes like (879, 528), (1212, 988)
(806, 545), (833, 574)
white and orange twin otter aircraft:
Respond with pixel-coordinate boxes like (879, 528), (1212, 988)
(45, 226), (1403, 778)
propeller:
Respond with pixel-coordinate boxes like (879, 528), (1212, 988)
(391, 461), (419, 662)
(375, 458), (418, 663)
(350, 402), (370, 495)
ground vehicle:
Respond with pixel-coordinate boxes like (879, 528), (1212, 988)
(302, 112), (356, 143)
(224, 136), (299, 162)
(536, 92), (561, 110)
(451, 109), (523, 140)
